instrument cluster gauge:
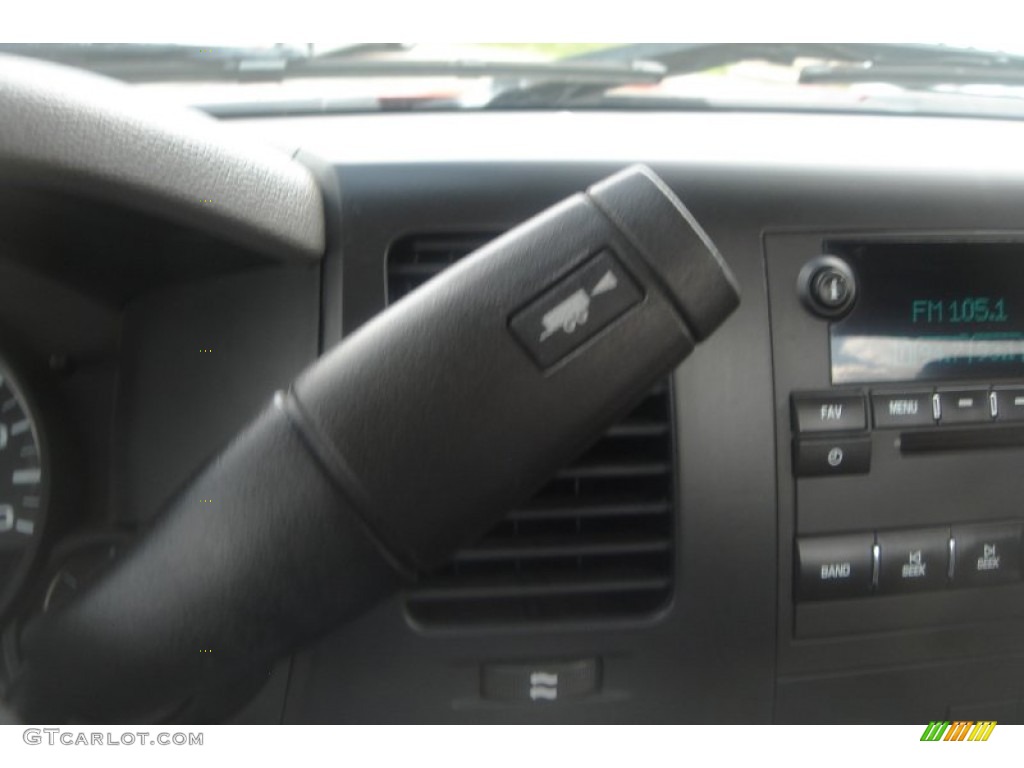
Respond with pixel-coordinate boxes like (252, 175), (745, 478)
(0, 356), (49, 617)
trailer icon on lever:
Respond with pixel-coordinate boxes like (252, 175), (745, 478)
(538, 270), (619, 342)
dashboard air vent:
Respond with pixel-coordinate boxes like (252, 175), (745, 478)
(388, 234), (676, 626)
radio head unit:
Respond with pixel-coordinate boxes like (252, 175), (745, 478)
(765, 232), (1024, 654)
(829, 242), (1024, 384)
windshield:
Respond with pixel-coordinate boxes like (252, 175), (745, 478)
(6, 42), (1024, 119)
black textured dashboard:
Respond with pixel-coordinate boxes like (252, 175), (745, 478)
(4, 89), (1024, 722)
(274, 113), (1024, 723)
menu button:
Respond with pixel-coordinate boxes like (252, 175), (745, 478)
(888, 399), (920, 417)
(872, 391), (936, 429)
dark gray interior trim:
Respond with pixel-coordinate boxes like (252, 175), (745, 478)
(0, 54), (324, 261)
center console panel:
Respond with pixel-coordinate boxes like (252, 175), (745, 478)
(767, 234), (1024, 723)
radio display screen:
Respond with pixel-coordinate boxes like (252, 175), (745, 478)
(830, 243), (1024, 384)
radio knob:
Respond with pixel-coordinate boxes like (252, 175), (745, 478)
(799, 255), (857, 318)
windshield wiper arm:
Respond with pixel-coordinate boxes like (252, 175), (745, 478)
(0, 43), (666, 85)
(484, 43), (899, 108)
(486, 43), (1024, 109)
(483, 65), (667, 109)
(570, 42), (1024, 75)
(800, 62), (1024, 87)
(0, 43), (307, 82)
(94, 58), (661, 85)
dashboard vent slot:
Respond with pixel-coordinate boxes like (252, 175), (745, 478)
(387, 233), (494, 304)
(388, 234), (675, 626)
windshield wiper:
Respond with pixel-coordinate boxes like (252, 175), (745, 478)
(800, 62), (1024, 87)
(485, 43), (1024, 108)
(484, 43), (898, 108)
(0, 43), (665, 86)
(572, 43), (1024, 75)
(0, 43), (313, 80)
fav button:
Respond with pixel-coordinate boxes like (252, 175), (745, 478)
(952, 523), (1022, 587)
(877, 528), (950, 594)
(791, 392), (866, 433)
(871, 391), (935, 428)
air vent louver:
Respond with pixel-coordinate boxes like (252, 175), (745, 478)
(388, 234), (675, 626)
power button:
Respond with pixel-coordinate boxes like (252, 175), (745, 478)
(812, 269), (852, 310)
(798, 255), (857, 318)
(793, 436), (871, 477)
